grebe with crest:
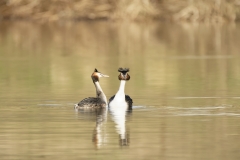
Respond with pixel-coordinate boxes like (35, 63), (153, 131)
(109, 68), (133, 110)
(74, 69), (109, 109)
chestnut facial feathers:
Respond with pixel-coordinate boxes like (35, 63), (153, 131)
(118, 67), (130, 81)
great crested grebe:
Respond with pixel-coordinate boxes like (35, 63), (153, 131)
(74, 69), (109, 109)
(108, 68), (132, 110)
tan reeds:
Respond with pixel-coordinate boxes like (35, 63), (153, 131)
(0, 0), (239, 22)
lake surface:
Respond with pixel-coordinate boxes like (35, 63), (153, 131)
(0, 21), (240, 160)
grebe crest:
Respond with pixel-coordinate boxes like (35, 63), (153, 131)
(109, 67), (133, 111)
(74, 68), (109, 109)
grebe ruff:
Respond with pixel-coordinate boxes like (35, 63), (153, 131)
(75, 69), (109, 109)
(109, 68), (132, 110)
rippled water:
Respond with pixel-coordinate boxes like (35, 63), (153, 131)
(0, 21), (240, 160)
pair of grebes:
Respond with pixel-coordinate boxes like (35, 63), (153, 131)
(74, 68), (132, 110)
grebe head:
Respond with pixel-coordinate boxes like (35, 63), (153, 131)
(118, 68), (130, 81)
(91, 68), (109, 82)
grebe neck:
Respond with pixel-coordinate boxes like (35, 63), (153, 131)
(118, 80), (126, 94)
(114, 80), (126, 100)
(94, 81), (107, 104)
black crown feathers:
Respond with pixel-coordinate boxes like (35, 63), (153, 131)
(118, 68), (129, 73)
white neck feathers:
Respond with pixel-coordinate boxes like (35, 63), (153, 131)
(94, 81), (107, 104)
(112, 80), (126, 103)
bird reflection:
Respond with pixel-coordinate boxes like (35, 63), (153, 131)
(75, 107), (108, 149)
(109, 107), (131, 146)
(75, 106), (131, 147)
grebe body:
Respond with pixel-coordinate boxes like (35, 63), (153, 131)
(75, 69), (109, 109)
(109, 68), (132, 110)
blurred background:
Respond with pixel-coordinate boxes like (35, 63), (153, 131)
(1, 1), (240, 160)
(0, 0), (240, 22)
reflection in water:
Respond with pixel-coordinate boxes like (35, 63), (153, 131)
(92, 108), (108, 149)
(76, 108), (108, 149)
(76, 106), (131, 147)
(109, 106), (131, 146)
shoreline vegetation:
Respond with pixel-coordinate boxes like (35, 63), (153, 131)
(0, 0), (240, 23)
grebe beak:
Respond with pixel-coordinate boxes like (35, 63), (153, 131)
(101, 74), (109, 77)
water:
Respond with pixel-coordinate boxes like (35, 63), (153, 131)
(0, 21), (240, 160)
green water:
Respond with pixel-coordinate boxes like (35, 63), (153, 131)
(0, 21), (240, 160)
